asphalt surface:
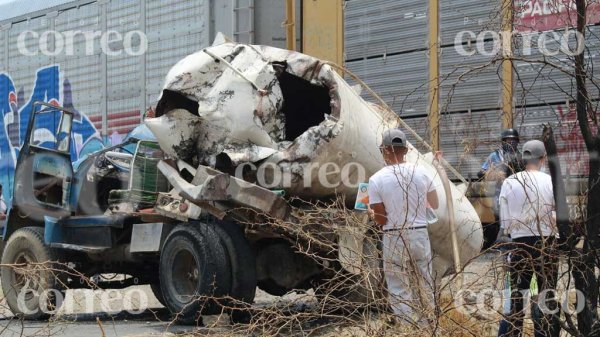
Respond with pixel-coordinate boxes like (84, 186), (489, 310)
(0, 312), (196, 337)
(0, 285), (205, 337)
(0, 285), (306, 337)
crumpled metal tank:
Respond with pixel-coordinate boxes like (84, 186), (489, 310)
(144, 41), (483, 276)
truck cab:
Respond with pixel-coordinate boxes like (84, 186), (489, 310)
(4, 102), (164, 236)
(0, 102), (178, 320)
(10, 102), (75, 224)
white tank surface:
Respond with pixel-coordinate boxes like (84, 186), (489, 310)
(145, 41), (483, 276)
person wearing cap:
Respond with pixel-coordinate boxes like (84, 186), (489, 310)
(498, 140), (559, 337)
(479, 129), (524, 229)
(480, 129), (522, 180)
(368, 128), (439, 326)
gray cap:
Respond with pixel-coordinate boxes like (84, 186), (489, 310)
(522, 140), (546, 160)
(382, 128), (407, 147)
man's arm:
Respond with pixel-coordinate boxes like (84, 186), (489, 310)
(427, 190), (439, 210)
(424, 170), (439, 210)
(548, 180), (557, 227)
(370, 203), (387, 227)
(497, 181), (511, 243)
(367, 178), (386, 227)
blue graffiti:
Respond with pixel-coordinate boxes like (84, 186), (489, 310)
(0, 65), (101, 207)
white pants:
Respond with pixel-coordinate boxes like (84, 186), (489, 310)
(383, 228), (434, 324)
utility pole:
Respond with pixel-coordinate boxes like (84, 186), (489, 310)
(501, 0), (514, 128)
(428, 0), (440, 151)
(285, 0), (296, 51)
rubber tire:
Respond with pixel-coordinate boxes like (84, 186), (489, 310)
(159, 223), (231, 325)
(209, 221), (256, 303)
(0, 226), (64, 320)
(150, 282), (166, 307)
(209, 221), (256, 323)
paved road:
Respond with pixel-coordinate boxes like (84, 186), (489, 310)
(0, 285), (305, 337)
(0, 285), (216, 337)
(0, 310), (197, 337)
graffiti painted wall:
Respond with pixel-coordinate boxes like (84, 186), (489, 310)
(0, 65), (101, 206)
(0, 0), (216, 210)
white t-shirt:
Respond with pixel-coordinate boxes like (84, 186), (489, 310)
(368, 163), (435, 230)
(499, 170), (557, 239)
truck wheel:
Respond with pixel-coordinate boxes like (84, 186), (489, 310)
(150, 282), (166, 307)
(209, 221), (256, 323)
(210, 221), (256, 303)
(0, 227), (64, 320)
(159, 223), (231, 324)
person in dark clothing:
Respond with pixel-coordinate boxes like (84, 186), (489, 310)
(478, 128), (524, 219)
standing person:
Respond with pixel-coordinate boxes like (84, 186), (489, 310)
(479, 129), (524, 247)
(368, 128), (439, 326)
(479, 128), (523, 182)
(0, 184), (6, 221)
(498, 140), (560, 337)
(484, 130), (523, 335)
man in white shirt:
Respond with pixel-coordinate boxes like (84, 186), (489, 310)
(368, 128), (438, 326)
(499, 140), (559, 337)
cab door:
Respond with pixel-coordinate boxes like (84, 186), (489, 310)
(12, 102), (75, 220)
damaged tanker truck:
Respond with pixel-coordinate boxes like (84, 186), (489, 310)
(0, 40), (483, 322)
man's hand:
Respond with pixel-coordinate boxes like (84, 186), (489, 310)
(495, 227), (511, 247)
(367, 205), (375, 219)
(370, 203), (387, 227)
(496, 234), (511, 244)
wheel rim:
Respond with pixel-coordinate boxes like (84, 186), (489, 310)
(12, 251), (42, 302)
(171, 247), (200, 303)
